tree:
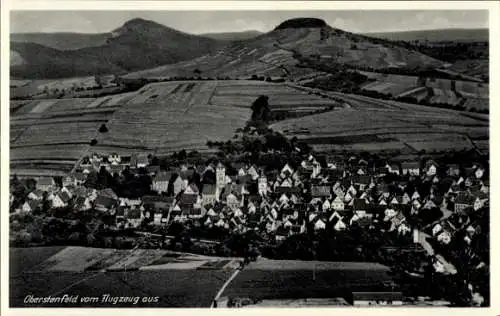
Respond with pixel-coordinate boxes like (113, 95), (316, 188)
(94, 75), (103, 88)
(90, 139), (98, 146)
(99, 124), (109, 133)
(250, 95), (270, 122)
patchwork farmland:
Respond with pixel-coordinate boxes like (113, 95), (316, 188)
(10, 80), (340, 175)
(358, 71), (489, 111)
(272, 92), (489, 154)
(10, 97), (121, 176)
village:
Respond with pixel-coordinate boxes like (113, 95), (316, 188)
(10, 147), (488, 259)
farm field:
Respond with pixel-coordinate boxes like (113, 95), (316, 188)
(271, 93), (488, 154)
(10, 101), (119, 175)
(10, 79), (488, 176)
(221, 259), (394, 302)
(94, 80), (341, 156)
(10, 75), (116, 99)
(10, 246), (236, 307)
(358, 71), (488, 111)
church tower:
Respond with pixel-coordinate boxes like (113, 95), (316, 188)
(216, 162), (226, 190)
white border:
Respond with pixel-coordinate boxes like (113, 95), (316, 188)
(1, 1), (499, 316)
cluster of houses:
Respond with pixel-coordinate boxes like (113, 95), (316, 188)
(12, 152), (489, 250)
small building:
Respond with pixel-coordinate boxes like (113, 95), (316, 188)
(151, 172), (171, 194)
(350, 292), (404, 306)
(202, 184), (217, 206)
(401, 162), (420, 176)
(94, 195), (117, 212)
(454, 192), (475, 213)
(36, 177), (56, 192)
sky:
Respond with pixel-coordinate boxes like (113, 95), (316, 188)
(10, 10), (489, 34)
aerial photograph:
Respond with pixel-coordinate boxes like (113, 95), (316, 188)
(8, 9), (489, 308)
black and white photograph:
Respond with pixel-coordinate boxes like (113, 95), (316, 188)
(4, 3), (494, 310)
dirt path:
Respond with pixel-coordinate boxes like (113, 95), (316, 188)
(210, 268), (241, 308)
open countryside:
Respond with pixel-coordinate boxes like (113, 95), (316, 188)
(9, 12), (489, 309)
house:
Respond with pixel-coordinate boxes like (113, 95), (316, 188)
(437, 230), (452, 244)
(36, 177), (56, 191)
(350, 292), (404, 306)
(401, 162), (420, 176)
(386, 163), (400, 175)
(21, 200), (41, 213)
(171, 175), (185, 195)
(27, 190), (44, 201)
(331, 196), (345, 211)
(353, 175), (371, 191)
(52, 191), (71, 208)
(280, 164), (295, 178)
(202, 184), (217, 206)
(151, 172), (171, 193)
(126, 209), (144, 228)
(94, 195), (117, 212)
(353, 199), (367, 214)
(473, 196), (488, 211)
(74, 196), (92, 211)
(136, 155), (149, 168)
(313, 218), (326, 230)
(333, 218), (347, 231)
(108, 153), (121, 164)
(425, 160), (439, 176)
(447, 164), (460, 177)
(258, 176), (268, 196)
(99, 188), (118, 200)
(455, 192), (475, 213)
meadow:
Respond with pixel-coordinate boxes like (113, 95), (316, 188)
(222, 259), (393, 302)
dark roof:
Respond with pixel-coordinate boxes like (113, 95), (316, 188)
(180, 169), (195, 180)
(94, 195), (117, 208)
(353, 199), (367, 210)
(142, 195), (174, 203)
(275, 186), (301, 194)
(401, 162), (420, 170)
(311, 186), (331, 197)
(99, 188), (118, 199)
(455, 192), (475, 205)
(147, 165), (161, 173)
(37, 177), (55, 186)
(183, 206), (203, 216)
(353, 175), (371, 185)
(352, 292), (403, 301)
(58, 191), (72, 203)
(180, 193), (198, 205)
(154, 171), (171, 182)
(202, 184), (217, 195)
(27, 200), (41, 210)
(127, 209), (142, 219)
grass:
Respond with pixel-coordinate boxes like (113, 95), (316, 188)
(222, 260), (393, 301)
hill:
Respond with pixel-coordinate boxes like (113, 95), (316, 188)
(11, 18), (224, 79)
(201, 30), (263, 41)
(126, 18), (444, 80)
(10, 32), (110, 50)
(364, 28), (489, 43)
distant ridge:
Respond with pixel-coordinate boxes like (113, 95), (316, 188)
(201, 30), (263, 41)
(11, 18), (224, 79)
(11, 32), (110, 51)
(364, 28), (489, 43)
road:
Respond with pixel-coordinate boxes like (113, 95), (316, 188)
(416, 230), (457, 275)
(211, 268), (241, 308)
